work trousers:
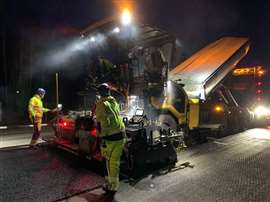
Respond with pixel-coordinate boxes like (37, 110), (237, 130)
(101, 138), (125, 191)
(30, 117), (42, 145)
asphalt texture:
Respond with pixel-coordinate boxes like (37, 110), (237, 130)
(1, 128), (270, 202)
(116, 128), (270, 202)
(0, 127), (53, 148)
(0, 145), (104, 202)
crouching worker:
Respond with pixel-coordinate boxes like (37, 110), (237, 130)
(95, 83), (126, 201)
(28, 88), (56, 148)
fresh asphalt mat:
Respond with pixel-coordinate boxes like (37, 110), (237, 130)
(0, 144), (104, 202)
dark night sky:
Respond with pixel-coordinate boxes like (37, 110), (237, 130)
(2, 0), (270, 66)
(1, 0), (270, 120)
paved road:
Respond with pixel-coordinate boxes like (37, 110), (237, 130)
(0, 143), (104, 202)
(1, 128), (270, 202)
(115, 128), (270, 202)
(0, 127), (52, 148)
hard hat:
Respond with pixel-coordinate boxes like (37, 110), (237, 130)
(36, 88), (46, 95)
(97, 83), (110, 97)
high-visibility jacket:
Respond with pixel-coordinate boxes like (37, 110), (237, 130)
(28, 94), (50, 118)
(96, 96), (125, 137)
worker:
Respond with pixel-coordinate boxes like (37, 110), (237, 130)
(28, 88), (55, 148)
(95, 83), (126, 201)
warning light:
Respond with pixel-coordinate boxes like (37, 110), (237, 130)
(214, 105), (223, 112)
(63, 122), (67, 127)
(90, 128), (97, 137)
(257, 70), (265, 76)
(256, 82), (263, 86)
(256, 90), (263, 94)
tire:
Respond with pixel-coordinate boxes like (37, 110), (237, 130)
(218, 115), (230, 137)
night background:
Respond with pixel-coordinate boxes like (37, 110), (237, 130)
(0, 0), (269, 124)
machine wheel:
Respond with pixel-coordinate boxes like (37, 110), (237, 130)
(217, 125), (226, 138)
(158, 114), (177, 131)
(216, 114), (232, 137)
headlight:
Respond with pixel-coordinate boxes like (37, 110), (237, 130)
(254, 106), (269, 118)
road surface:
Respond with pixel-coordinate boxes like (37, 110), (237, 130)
(0, 128), (270, 201)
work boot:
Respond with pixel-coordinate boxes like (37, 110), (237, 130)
(103, 190), (116, 202)
(37, 137), (44, 143)
(102, 184), (110, 193)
